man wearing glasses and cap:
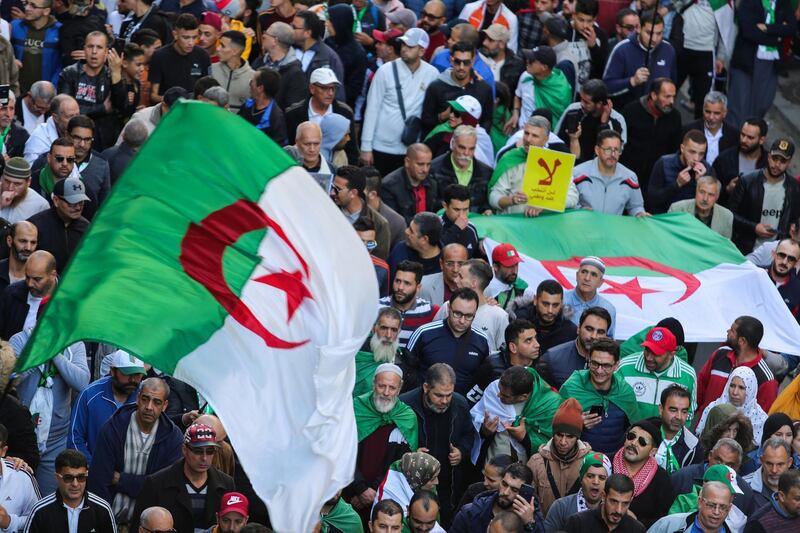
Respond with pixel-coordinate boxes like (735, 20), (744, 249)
(131, 423), (235, 532)
(729, 137), (800, 254)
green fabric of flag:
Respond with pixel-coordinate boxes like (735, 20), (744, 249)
(353, 392), (419, 450)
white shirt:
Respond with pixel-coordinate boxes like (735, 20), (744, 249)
(0, 459), (40, 533)
(23, 294), (42, 332)
(705, 126), (723, 164)
(20, 100), (45, 135)
(24, 117), (59, 164)
(0, 189), (49, 224)
(294, 47), (317, 72)
(307, 101), (332, 125)
(65, 500), (83, 533)
(515, 72), (536, 128)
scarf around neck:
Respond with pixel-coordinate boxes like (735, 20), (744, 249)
(353, 392), (418, 450)
(612, 448), (658, 497)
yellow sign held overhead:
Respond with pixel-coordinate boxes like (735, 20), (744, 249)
(521, 146), (576, 212)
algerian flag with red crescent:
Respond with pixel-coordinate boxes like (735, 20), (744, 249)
(16, 102), (377, 532)
(475, 212), (800, 355)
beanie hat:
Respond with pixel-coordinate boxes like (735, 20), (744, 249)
(552, 398), (583, 437)
(3, 157), (31, 180)
(580, 452), (611, 479)
(761, 412), (794, 445)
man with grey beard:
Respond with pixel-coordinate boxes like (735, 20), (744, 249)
(0, 221), (37, 292)
(348, 364), (418, 519)
(354, 308), (404, 397)
(400, 363), (474, 524)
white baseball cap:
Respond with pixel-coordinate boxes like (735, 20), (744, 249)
(109, 350), (146, 376)
(449, 95), (482, 120)
(399, 28), (430, 50)
(309, 67), (340, 86)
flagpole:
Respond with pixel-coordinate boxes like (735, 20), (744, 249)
(643, 8), (658, 70)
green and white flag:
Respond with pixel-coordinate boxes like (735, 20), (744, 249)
(473, 211), (800, 354)
(17, 102), (377, 532)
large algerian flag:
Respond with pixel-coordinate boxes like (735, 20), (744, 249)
(474, 211), (800, 355)
(710, 0), (736, 58)
(16, 102), (377, 532)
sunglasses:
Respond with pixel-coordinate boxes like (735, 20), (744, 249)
(57, 473), (88, 483)
(421, 10), (442, 19)
(450, 108), (462, 118)
(452, 58), (472, 66)
(625, 432), (649, 447)
(777, 251), (799, 262)
(53, 155), (76, 163)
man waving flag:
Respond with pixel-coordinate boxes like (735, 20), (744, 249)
(16, 102), (378, 532)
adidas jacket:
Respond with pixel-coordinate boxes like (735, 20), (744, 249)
(617, 351), (697, 424)
(0, 459), (40, 532)
(23, 490), (116, 533)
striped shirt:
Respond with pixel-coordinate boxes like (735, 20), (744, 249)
(617, 351), (698, 424)
(377, 297), (439, 348)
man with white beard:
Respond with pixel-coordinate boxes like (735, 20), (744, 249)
(354, 308), (405, 397)
(349, 364), (419, 519)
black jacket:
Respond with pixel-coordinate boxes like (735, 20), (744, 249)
(499, 49), (526, 94)
(28, 207), (90, 273)
(0, 259), (10, 294)
(99, 142), (137, 185)
(731, 0), (796, 74)
(283, 98), (357, 162)
(620, 97), (682, 192)
(131, 460), (235, 533)
(380, 167), (439, 225)
(301, 41), (347, 103)
(728, 169), (800, 253)
(429, 151), (492, 213)
(713, 146), (768, 206)
(251, 55), (308, 111)
(25, 490), (116, 533)
(421, 71), (494, 134)
(564, 507), (645, 533)
(399, 386), (474, 516)
(0, 393), (40, 468)
(119, 6), (173, 45)
(682, 120), (739, 155)
(326, 5), (368, 110)
(0, 122), (28, 174)
(514, 307), (578, 355)
(57, 10), (108, 66)
(0, 280), (29, 340)
(57, 62), (117, 149)
(440, 214), (480, 258)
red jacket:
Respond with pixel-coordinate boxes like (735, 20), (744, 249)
(696, 347), (778, 417)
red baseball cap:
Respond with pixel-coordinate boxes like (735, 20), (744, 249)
(219, 492), (249, 517)
(641, 327), (677, 356)
(372, 28), (403, 43)
(491, 243), (522, 267)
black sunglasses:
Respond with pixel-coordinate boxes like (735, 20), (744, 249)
(625, 432), (649, 447)
(53, 155), (76, 163)
(450, 108), (461, 118)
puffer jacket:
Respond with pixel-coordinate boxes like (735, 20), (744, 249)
(528, 438), (592, 515)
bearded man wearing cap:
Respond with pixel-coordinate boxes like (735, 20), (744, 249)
(253, 21), (308, 110)
(650, 464), (742, 533)
(360, 28), (438, 176)
(562, 255), (617, 337)
(10, 291), (88, 495)
(347, 364), (418, 515)
(489, 115), (579, 217)
(617, 326), (697, 423)
(421, 41), (493, 135)
(484, 242), (532, 313)
(528, 398), (591, 515)
(28, 175), (90, 274)
(67, 350), (146, 463)
(479, 23), (525, 94)
(544, 451), (612, 531)
(131, 423), (235, 532)
(0, 157), (48, 223)
(729, 137), (800, 254)
(88, 377), (183, 528)
(610, 420), (673, 527)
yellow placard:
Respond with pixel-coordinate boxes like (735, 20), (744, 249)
(521, 146), (576, 212)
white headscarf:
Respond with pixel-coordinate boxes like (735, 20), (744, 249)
(696, 366), (767, 444)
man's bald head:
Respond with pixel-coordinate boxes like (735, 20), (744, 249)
(26, 250), (56, 275)
(295, 121), (321, 143)
(25, 250), (57, 298)
(140, 507), (174, 530)
(196, 414), (227, 441)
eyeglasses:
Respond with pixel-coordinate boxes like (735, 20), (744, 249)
(57, 473), (88, 484)
(187, 446), (217, 456)
(71, 135), (94, 144)
(452, 58), (472, 66)
(444, 260), (466, 269)
(777, 251), (799, 262)
(698, 497), (730, 513)
(421, 10), (442, 19)
(331, 183), (345, 194)
(451, 310), (475, 320)
(599, 147), (621, 155)
(625, 432), (649, 447)
(141, 528), (178, 533)
(53, 155), (76, 163)
(587, 360), (614, 371)
(313, 84), (337, 93)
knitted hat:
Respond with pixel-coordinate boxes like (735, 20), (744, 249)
(552, 398), (583, 437)
(580, 452), (611, 479)
(761, 412), (793, 445)
(375, 363), (403, 379)
(703, 464), (743, 495)
(400, 452), (440, 492)
(579, 256), (606, 274)
(3, 157), (31, 180)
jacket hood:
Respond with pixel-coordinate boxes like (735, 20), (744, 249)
(539, 438), (592, 461)
(438, 68), (462, 87)
(107, 403), (177, 444)
(320, 113), (350, 161)
(328, 4), (355, 45)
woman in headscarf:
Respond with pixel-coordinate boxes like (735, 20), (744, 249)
(372, 451), (440, 517)
(695, 366), (767, 445)
(769, 372), (800, 420)
(739, 412), (800, 475)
